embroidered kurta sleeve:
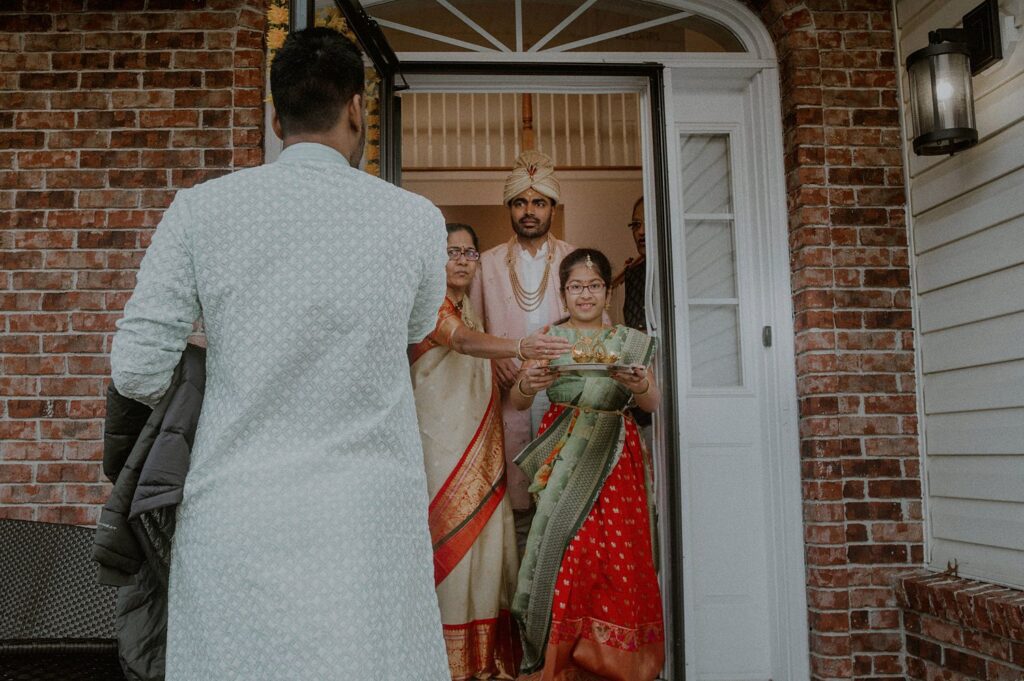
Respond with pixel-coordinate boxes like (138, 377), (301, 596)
(111, 191), (200, 406)
(408, 206), (448, 343)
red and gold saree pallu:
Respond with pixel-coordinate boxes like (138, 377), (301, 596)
(514, 325), (665, 681)
(411, 296), (521, 680)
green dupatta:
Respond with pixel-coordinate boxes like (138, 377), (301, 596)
(512, 324), (656, 673)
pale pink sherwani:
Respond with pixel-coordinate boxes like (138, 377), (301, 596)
(471, 237), (576, 509)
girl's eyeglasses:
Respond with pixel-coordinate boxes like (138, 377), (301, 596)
(564, 282), (607, 295)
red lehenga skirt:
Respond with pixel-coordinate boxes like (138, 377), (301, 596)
(526, 405), (665, 681)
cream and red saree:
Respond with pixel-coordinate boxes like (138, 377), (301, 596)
(410, 296), (521, 680)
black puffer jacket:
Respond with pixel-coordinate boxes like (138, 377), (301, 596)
(93, 344), (205, 681)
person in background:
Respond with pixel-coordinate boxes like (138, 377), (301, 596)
(410, 223), (570, 680)
(110, 27), (452, 680)
(470, 151), (578, 555)
(610, 196), (653, 431)
(611, 196), (647, 332)
(510, 248), (665, 681)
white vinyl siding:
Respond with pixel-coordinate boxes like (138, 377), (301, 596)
(897, 0), (1024, 589)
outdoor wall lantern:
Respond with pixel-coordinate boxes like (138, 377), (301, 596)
(906, 0), (1003, 155)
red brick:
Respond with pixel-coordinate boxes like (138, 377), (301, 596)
(44, 251), (106, 269)
(38, 377), (104, 397)
(48, 129), (111, 149)
(0, 334), (41, 353)
(867, 479), (920, 498)
(0, 131), (46, 149)
(14, 111), (76, 129)
(41, 334), (105, 354)
(18, 72), (79, 91)
(77, 190), (139, 209)
(846, 501), (903, 521)
(142, 149), (202, 168)
(38, 419), (101, 440)
(70, 313), (121, 333)
(109, 169), (168, 189)
(0, 485), (63, 504)
(79, 70), (141, 89)
(82, 31), (142, 51)
(45, 170), (107, 189)
(0, 506), (35, 521)
(35, 505), (99, 526)
(848, 544), (907, 564)
(64, 484), (112, 505)
(68, 399), (106, 419)
(1, 441), (62, 461)
(63, 441), (104, 462)
(50, 52), (112, 70)
(944, 649), (987, 678)
(50, 91), (110, 110)
(66, 355), (111, 375)
(36, 463), (100, 484)
(111, 90), (175, 109)
(144, 31), (205, 49)
(143, 70), (204, 89)
(0, 465), (34, 484)
(2, 355), (66, 376)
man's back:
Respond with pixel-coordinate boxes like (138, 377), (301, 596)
(111, 143), (450, 679)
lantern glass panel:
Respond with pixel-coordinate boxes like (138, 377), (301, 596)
(932, 51), (974, 130)
(908, 57), (936, 138)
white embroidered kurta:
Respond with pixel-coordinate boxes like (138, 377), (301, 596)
(111, 143), (450, 680)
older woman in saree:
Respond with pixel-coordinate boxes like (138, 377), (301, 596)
(510, 248), (664, 681)
(410, 223), (571, 681)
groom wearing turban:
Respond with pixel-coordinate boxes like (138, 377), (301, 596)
(470, 150), (578, 551)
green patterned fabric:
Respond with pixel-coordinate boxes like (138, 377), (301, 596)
(512, 325), (655, 673)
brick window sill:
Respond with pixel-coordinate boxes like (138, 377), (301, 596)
(896, 571), (1024, 678)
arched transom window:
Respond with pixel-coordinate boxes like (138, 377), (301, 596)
(359, 0), (746, 54)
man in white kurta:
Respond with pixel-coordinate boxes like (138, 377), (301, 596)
(111, 28), (450, 680)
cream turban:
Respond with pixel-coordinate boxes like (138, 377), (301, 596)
(502, 150), (561, 205)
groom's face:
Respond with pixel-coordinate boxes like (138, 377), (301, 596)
(508, 189), (554, 239)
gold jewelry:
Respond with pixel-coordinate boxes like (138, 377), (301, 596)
(633, 377), (651, 396)
(515, 377), (537, 397)
(585, 253), (594, 270)
(506, 236), (553, 312)
(516, 338), (526, 361)
(567, 325), (618, 364)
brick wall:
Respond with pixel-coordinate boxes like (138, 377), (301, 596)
(8, 2), (1004, 680)
(899, 574), (1024, 680)
(747, 1), (922, 679)
(0, 0), (265, 525)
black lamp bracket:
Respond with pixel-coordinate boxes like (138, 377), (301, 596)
(929, 0), (1003, 74)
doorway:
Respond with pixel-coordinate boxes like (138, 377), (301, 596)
(282, 1), (810, 679)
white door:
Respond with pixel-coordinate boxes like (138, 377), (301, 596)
(655, 70), (809, 680)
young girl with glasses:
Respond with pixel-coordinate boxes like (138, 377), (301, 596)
(509, 248), (664, 681)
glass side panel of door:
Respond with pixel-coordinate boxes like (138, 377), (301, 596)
(680, 133), (742, 388)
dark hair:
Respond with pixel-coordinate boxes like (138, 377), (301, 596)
(632, 196), (644, 215)
(270, 27), (365, 137)
(559, 248), (612, 290)
(445, 222), (479, 250)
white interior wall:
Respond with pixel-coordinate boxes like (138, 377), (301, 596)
(402, 170), (645, 275)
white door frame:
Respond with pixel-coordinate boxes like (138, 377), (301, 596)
(395, 61), (807, 678)
(318, 2), (808, 678)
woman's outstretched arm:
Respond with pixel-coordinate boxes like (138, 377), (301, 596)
(450, 325), (570, 362)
